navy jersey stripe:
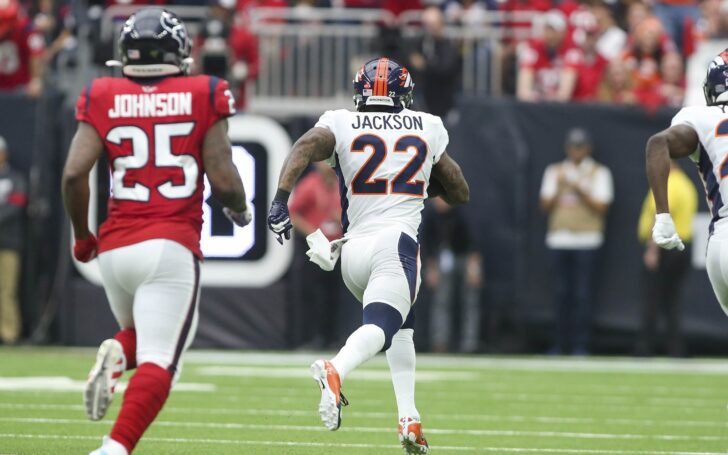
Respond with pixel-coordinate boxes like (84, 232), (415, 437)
(334, 155), (350, 234)
(397, 232), (419, 304)
(208, 76), (220, 109)
(698, 144), (724, 235)
(83, 82), (92, 116)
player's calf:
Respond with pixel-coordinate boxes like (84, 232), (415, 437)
(109, 362), (173, 453)
(113, 328), (137, 370)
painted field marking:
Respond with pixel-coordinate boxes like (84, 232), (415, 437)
(0, 432), (722, 455)
(195, 365), (478, 381)
(181, 351), (728, 376)
(1, 417), (724, 443)
(1, 403), (726, 429)
(0, 377), (214, 393)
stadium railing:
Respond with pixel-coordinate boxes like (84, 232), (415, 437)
(97, 6), (539, 117)
(248, 7), (539, 116)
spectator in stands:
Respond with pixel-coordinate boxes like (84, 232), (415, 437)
(422, 197), (483, 353)
(0, 136), (26, 345)
(228, 11), (259, 110)
(517, 9), (573, 102)
(408, 6), (461, 118)
(652, 0), (699, 53)
(288, 163), (343, 349)
(383, 0), (422, 16)
(621, 16), (678, 110)
(658, 51), (685, 107)
(636, 161), (697, 357)
(597, 59), (637, 104)
(626, 0), (652, 33)
(590, 1), (626, 61)
(197, 1), (259, 110)
(499, 0), (552, 95)
(540, 128), (613, 355)
(561, 19), (608, 102)
(0, 0), (45, 97)
(444, 0), (489, 26)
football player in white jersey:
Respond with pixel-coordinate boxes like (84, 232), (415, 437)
(647, 49), (728, 313)
(268, 57), (469, 453)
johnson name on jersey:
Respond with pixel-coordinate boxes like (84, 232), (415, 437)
(672, 105), (728, 233)
(315, 108), (449, 240)
(75, 74), (236, 258)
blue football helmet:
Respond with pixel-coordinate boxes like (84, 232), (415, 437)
(704, 49), (728, 106)
(353, 57), (414, 111)
(113, 8), (192, 78)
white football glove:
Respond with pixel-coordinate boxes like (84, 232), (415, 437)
(652, 213), (685, 251)
(223, 206), (253, 228)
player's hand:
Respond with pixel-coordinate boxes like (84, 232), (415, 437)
(268, 199), (292, 245)
(223, 206), (253, 228)
(74, 234), (98, 262)
(652, 213), (685, 251)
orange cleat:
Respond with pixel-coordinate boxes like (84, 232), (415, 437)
(310, 359), (348, 431)
(398, 417), (429, 454)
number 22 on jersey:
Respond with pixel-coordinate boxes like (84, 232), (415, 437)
(351, 134), (428, 197)
(106, 122), (197, 201)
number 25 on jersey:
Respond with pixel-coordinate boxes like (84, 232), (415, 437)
(106, 122), (198, 201)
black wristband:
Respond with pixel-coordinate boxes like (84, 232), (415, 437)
(274, 188), (291, 203)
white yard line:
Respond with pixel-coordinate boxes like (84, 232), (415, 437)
(1, 403), (725, 429)
(181, 351), (728, 375)
(0, 432), (722, 454)
(1, 417), (724, 442)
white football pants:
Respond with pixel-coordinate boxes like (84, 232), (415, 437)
(340, 228), (421, 322)
(98, 239), (200, 380)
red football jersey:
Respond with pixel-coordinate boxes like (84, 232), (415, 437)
(0, 18), (44, 90)
(518, 39), (575, 99)
(75, 75), (236, 258)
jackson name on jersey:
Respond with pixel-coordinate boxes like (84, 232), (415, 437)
(315, 108), (449, 240)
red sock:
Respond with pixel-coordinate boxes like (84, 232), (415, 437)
(114, 328), (137, 370)
(110, 362), (172, 453)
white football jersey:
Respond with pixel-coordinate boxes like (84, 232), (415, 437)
(672, 106), (728, 232)
(315, 108), (449, 239)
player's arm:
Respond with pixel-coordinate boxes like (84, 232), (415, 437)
(62, 122), (104, 262)
(277, 127), (336, 192)
(430, 152), (469, 206)
(267, 127), (336, 243)
(645, 124), (698, 250)
(202, 119), (251, 227)
(646, 125), (698, 214)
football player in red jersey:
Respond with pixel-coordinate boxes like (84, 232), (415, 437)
(61, 8), (251, 455)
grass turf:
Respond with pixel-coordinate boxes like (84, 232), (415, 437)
(1, 348), (727, 454)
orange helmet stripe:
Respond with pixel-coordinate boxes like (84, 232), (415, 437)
(373, 57), (389, 97)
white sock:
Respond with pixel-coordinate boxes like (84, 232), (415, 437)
(386, 328), (420, 420)
(331, 324), (385, 381)
(91, 436), (128, 455)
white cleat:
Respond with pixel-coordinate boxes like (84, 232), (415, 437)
(89, 436), (128, 455)
(310, 359), (348, 431)
(399, 417), (429, 454)
(84, 339), (124, 421)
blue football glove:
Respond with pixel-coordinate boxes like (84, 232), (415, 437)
(268, 190), (292, 244)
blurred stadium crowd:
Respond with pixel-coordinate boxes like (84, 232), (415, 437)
(1, 0), (724, 109)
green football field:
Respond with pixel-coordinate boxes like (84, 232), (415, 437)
(1, 347), (728, 454)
